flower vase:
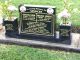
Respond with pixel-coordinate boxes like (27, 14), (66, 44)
(4, 17), (18, 35)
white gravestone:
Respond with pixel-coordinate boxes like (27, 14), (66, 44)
(71, 33), (80, 48)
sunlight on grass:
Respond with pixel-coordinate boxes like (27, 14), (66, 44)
(0, 44), (80, 60)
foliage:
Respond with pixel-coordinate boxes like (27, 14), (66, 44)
(58, 9), (71, 24)
(62, 0), (80, 26)
(1, 0), (11, 17)
(0, 0), (17, 20)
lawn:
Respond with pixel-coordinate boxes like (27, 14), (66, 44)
(11, 0), (80, 26)
(0, 44), (80, 60)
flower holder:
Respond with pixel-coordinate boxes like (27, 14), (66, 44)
(59, 23), (72, 40)
(3, 18), (18, 35)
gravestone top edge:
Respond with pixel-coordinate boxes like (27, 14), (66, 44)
(23, 4), (56, 8)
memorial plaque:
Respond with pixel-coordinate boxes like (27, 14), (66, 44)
(19, 5), (56, 38)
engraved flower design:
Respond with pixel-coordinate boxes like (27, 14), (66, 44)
(47, 8), (54, 14)
(20, 6), (26, 12)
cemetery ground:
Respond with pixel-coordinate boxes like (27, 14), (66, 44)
(0, 44), (80, 60)
(0, 0), (80, 60)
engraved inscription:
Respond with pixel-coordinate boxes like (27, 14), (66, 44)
(23, 14), (52, 21)
(23, 22), (50, 34)
(23, 14), (35, 20)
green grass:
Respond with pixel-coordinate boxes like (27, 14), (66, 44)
(0, 44), (80, 60)
(12, 0), (80, 26)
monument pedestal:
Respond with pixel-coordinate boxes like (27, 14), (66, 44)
(59, 23), (72, 40)
(4, 18), (18, 35)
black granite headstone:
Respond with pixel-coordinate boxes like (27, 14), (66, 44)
(19, 4), (56, 40)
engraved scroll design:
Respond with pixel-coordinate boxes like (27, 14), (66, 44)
(24, 22), (51, 34)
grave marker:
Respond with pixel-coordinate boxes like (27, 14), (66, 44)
(19, 4), (56, 39)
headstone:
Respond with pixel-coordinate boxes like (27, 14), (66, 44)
(19, 4), (56, 39)
(71, 33), (80, 48)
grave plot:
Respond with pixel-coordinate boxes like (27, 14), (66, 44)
(0, 4), (80, 52)
(0, 4), (71, 45)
